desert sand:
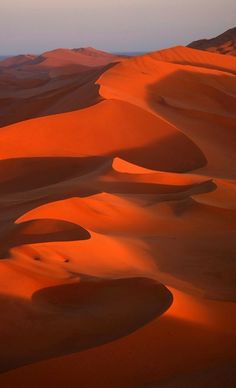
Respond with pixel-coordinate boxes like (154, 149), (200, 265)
(0, 43), (235, 387)
(188, 27), (236, 56)
(0, 48), (126, 127)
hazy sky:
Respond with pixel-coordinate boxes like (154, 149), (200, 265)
(0, 0), (235, 54)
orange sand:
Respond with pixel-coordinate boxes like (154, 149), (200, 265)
(0, 48), (126, 127)
(0, 44), (235, 387)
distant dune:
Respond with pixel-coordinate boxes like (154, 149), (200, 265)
(0, 48), (127, 127)
(188, 26), (236, 56)
(0, 47), (125, 69)
(0, 43), (236, 387)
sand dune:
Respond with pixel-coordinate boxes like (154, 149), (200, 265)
(188, 27), (236, 56)
(0, 45), (235, 386)
(0, 287), (235, 387)
(0, 47), (124, 70)
(0, 48), (126, 127)
(0, 277), (172, 373)
(98, 46), (236, 177)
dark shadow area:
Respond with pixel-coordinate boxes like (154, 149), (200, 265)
(146, 68), (236, 124)
(0, 156), (110, 194)
(0, 287), (235, 387)
(155, 361), (236, 388)
(99, 176), (215, 196)
(0, 154), (216, 259)
(118, 131), (207, 173)
(0, 219), (90, 255)
(0, 62), (117, 128)
(0, 277), (173, 373)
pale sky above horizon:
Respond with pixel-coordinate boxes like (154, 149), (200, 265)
(0, 0), (235, 55)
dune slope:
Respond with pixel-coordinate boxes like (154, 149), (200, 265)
(0, 48), (126, 127)
(0, 46), (236, 386)
(188, 27), (236, 56)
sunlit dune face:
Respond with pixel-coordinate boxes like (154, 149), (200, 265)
(0, 45), (236, 385)
(112, 157), (156, 174)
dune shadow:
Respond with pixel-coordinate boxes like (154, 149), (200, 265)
(0, 277), (173, 373)
(0, 62), (118, 128)
(100, 176), (216, 196)
(0, 156), (110, 258)
(153, 361), (236, 388)
(0, 153), (216, 260)
(0, 156), (109, 194)
(118, 132), (207, 173)
(146, 69), (236, 124)
(0, 219), (90, 258)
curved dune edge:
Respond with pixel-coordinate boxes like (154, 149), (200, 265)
(0, 276), (172, 373)
(97, 46), (236, 178)
(0, 48), (127, 128)
(0, 287), (235, 387)
(0, 98), (206, 173)
(0, 45), (235, 384)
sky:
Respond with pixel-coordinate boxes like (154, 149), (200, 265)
(0, 0), (235, 55)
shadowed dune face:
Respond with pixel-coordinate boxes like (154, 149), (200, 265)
(0, 99), (206, 173)
(0, 219), (90, 258)
(0, 156), (110, 194)
(0, 50), (124, 127)
(188, 27), (236, 56)
(98, 48), (236, 179)
(0, 277), (172, 373)
(0, 287), (236, 388)
(145, 71), (236, 178)
(152, 362), (236, 388)
(0, 45), (236, 384)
